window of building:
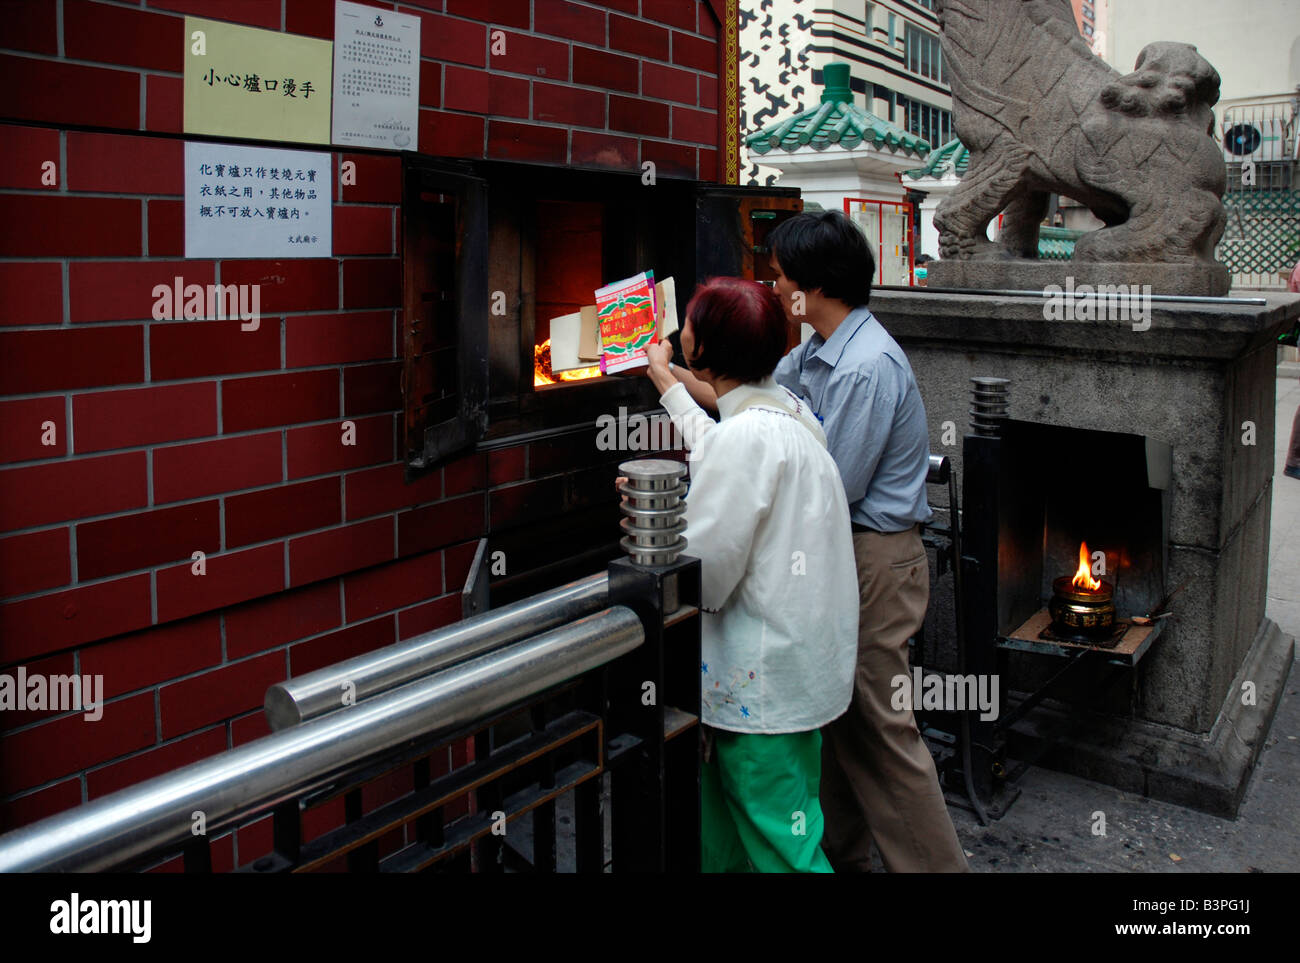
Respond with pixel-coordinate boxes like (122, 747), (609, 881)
(1082, 5), (1095, 20)
(914, 0), (934, 9)
(905, 99), (953, 147)
(1083, 23), (1094, 37)
(875, 84), (897, 122)
(905, 24), (943, 82)
(865, 2), (874, 33)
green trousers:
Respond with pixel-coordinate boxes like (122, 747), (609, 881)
(700, 727), (834, 873)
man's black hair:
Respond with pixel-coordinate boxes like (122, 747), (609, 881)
(767, 210), (875, 307)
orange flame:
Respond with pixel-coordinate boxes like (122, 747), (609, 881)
(533, 339), (602, 387)
(1071, 541), (1102, 592)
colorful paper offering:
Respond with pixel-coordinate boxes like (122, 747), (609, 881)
(596, 271), (659, 373)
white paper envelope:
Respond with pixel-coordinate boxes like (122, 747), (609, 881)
(548, 311), (584, 372)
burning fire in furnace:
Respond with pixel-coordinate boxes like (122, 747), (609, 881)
(534, 338), (602, 386)
(1071, 541), (1102, 593)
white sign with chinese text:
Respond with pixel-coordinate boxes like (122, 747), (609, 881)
(332, 0), (421, 151)
(184, 141), (333, 259)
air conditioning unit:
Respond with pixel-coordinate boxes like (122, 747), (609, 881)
(1222, 118), (1285, 162)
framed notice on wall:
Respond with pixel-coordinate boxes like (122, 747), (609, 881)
(332, 0), (421, 150)
(183, 16), (333, 145)
(184, 141), (333, 259)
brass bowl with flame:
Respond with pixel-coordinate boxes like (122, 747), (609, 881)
(1049, 576), (1115, 636)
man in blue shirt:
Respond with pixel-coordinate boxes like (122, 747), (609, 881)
(663, 211), (967, 872)
(767, 212), (965, 872)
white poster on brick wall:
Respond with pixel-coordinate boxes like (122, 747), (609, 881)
(184, 141), (333, 259)
(332, 0), (420, 151)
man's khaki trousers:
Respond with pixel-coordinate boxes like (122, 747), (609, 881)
(819, 526), (969, 872)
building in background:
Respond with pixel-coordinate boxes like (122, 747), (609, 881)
(745, 62), (929, 285)
(740, 0), (953, 189)
(739, 0), (960, 279)
(1069, 0), (1110, 60)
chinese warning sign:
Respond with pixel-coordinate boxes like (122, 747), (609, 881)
(332, 1), (420, 150)
(184, 142), (333, 259)
(183, 16), (332, 145)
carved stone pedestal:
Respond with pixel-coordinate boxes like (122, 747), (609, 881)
(871, 288), (1300, 815)
(927, 259), (1231, 298)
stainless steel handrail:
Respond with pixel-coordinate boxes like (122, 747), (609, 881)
(0, 606), (642, 873)
(265, 572), (610, 729)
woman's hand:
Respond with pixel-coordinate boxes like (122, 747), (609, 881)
(645, 341), (677, 395)
(645, 339), (673, 371)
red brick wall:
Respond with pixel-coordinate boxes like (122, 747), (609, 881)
(0, 0), (723, 849)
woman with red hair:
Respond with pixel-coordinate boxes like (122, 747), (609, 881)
(642, 277), (858, 872)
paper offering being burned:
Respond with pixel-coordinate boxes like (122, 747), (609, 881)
(597, 271), (658, 374)
(545, 274), (678, 379)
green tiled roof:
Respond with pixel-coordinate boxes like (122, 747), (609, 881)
(1037, 226), (1084, 260)
(903, 137), (969, 179)
(744, 62), (930, 158)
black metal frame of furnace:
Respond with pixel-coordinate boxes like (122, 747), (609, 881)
(914, 450), (1022, 823)
(935, 430), (1149, 822)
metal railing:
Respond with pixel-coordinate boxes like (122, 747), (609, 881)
(0, 558), (702, 874)
(266, 572), (610, 728)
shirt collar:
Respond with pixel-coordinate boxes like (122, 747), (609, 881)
(808, 306), (873, 369)
(716, 375), (785, 420)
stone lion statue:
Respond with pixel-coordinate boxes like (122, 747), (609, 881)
(932, 0), (1226, 268)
